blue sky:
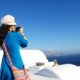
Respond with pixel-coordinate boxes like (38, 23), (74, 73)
(0, 0), (80, 51)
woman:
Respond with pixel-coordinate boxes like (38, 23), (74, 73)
(0, 15), (28, 80)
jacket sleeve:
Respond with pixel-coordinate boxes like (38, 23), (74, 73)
(16, 32), (28, 47)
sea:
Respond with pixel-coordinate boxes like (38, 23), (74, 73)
(46, 53), (80, 66)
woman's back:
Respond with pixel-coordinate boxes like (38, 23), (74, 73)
(3, 31), (28, 69)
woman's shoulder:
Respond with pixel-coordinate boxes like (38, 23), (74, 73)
(6, 32), (15, 37)
(7, 31), (20, 35)
(16, 32), (23, 37)
(5, 31), (13, 36)
(16, 32), (21, 35)
(7, 31), (22, 37)
(4, 32), (16, 41)
(5, 32), (23, 40)
(7, 31), (15, 34)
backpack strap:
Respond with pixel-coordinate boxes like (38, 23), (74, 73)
(2, 42), (13, 66)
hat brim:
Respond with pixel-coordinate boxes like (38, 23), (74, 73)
(2, 22), (17, 25)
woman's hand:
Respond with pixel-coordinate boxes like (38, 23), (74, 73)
(21, 32), (27, 40)
(19, 27), (27, 40)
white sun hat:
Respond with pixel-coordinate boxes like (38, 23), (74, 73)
(1, 15), (17, 25)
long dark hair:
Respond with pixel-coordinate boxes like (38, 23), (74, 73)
(0, 25), (11, 47)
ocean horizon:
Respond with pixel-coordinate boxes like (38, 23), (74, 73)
(0, 49), (80, 66)
(46, 53), (80, 66)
